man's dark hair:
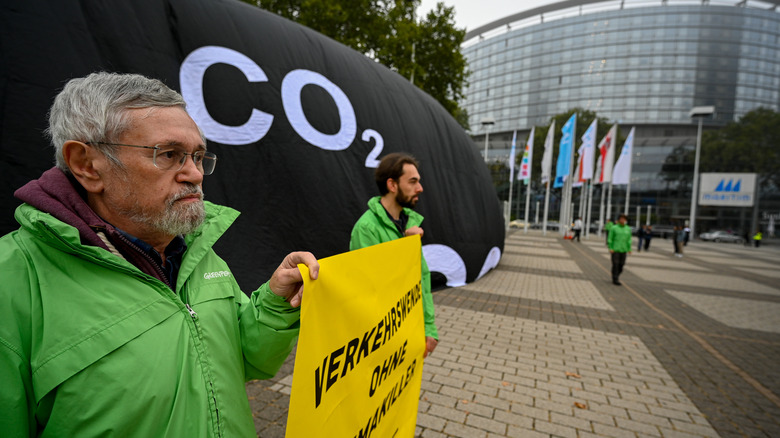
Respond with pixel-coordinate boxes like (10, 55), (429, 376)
(619, 214), (628, 220)
(375, 153), (419, 195)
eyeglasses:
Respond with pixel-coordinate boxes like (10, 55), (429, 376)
(87, 142), (217, 175)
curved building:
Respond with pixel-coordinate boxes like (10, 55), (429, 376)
(464, 0), (780, 233)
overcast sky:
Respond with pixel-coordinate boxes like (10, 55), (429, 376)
(418, 0), (555, 32)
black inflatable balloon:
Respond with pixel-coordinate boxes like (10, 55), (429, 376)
(0, 0), (504, 289)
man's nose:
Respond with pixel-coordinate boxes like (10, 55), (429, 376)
(176, 155), (204, 185)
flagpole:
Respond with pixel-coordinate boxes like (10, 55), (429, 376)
(559, 180), (567, 236)
(567, 116), (577, 235)
(535, 201), (540, 225)
(598, 185), (605, 237)
(543, 181), (551, 236)
(586, 180), (594, 239)
(517, 177), (523, 229)
(624, 179), (631, 215)
(607, 181), (613, 223)
(507, 176), (514, 231)
(507, 130), (517, 231)
(524, 179), (531, 234)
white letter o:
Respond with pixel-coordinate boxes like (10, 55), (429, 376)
(281, 70), (356, 151)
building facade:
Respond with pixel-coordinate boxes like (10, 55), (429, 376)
(464, 0), (780, 235)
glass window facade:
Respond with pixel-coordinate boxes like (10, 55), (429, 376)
(465, 2), (780, 232)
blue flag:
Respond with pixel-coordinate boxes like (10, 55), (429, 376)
(553, 114), (576, 188)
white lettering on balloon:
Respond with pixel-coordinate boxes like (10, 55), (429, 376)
(281, 70), (356, 151)
(361, 129), (383, 168)
(180, 46), (382, 166)
(180, 46), (273, 145)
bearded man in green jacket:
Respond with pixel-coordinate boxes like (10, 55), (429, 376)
(0, 72), (319, 437)
(349, 153), (439, 358)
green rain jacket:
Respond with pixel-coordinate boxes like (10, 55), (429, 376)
(0, 201), (299, 437)
(349, 196), (438, 340)
(608, 223), (633, 253)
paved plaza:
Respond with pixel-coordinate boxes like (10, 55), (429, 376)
(246, 231), (780, 437)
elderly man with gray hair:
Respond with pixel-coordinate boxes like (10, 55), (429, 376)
(0, 72), (319, 436)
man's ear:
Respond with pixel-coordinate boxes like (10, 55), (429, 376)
(62, 141), (106, 194)
(386, 178), (398, 194)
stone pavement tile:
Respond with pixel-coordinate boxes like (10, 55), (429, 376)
(465, 270), (615, 311)
(626, 266), (780, 296)
(442, 421), (489, 438)
(693, 256), (777, 269)
(499, 253), (583, 273)
(416, 305), (719, 438)
(733, 267), (780, 279)
(666, 290), (780, 334)
(504, 239), (562, 248)
(593, 252), (711, 271)
(508, 235), (565, 243)
(246, 382), (290, 437)
(503, 244), (569, 258)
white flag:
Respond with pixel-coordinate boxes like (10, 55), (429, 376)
(540, 120), (555, 184)
(508, 130), (517, 182)
(595, 124), (617, 184)
(580, 120), (597, 181)
(612, 127), (635, 185)
(518, 127), (534, 183)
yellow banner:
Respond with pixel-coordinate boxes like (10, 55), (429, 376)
(287, 236), (425, 438)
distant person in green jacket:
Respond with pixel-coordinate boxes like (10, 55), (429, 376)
(0, 72), (319, 437)
(754, 231), (763, 248)
(350, 153), (439, 358)
(607, 214), (632, 285)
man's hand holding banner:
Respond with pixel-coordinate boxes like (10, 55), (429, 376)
(287, 236), (426, 437)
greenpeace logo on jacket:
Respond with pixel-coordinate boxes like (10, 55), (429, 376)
(203, 270), (232, 279)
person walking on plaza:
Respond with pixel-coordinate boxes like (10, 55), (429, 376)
(644, 225), (653, 251)
(637, 224), (646, 252)
(0, 72), (320, 437)
(572, 216), (583, 242)
(350, 153), (438, 358)
(684, 225), (691, 246)
(608, 214), (632, 285)
(754, 230), (763, 248)
(674, 225), (685, 257)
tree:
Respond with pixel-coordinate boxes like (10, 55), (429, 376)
(246, 0), (469, 128)
(699, 107), (780, 190)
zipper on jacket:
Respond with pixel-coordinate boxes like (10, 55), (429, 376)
(185, 303), (199, 319)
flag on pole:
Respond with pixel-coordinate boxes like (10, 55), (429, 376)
(554, 113), (576, 188)
(508, 130), (517, 182)
(519, 127), (534, 183)
(540, 120), (555, 184)
(612, 127), (635, 185)
(594, 124), (617, 184)
(580, 120), (597, 181)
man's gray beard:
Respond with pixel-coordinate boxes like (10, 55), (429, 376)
(121, 185), (206, 236)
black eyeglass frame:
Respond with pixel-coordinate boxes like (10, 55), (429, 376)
(86, 141), (217, 175)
